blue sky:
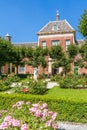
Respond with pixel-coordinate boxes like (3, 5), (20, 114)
(0, 0), (87, 43)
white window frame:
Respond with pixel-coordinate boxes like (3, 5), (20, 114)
(52, 40), (60, 46)
(52, 25), (59, 31)
(42, 41), (46, 48)
(66, 40), (70, 51)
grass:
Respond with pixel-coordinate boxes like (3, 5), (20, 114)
(45, 86), (87, 103)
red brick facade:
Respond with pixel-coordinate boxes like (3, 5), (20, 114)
(38, 35), (74, 51)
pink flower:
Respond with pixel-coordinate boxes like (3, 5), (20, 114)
(29, 107), (37, 113)
(4, 116), (13, 122)
(26, 101), (31, 105)
(0, 121), (9, 129)
(21, 124), (28, 130)
(48, 111), (54, 116)
(52, 112), (57, 121)
(42, 103), (48, 109)
(11, 119), (20, 127)
(32, 103), (40, 108)
(13, 101), (24, 108)
(34, 110), (43, 117)
(52, 122), (58, 129)
(45, 119), (53, 127)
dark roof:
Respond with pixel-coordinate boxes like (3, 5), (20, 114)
(13, 42), (38, 48)
(37, 20), (75, 35)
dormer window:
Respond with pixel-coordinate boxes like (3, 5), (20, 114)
(52, 25), (59, 31)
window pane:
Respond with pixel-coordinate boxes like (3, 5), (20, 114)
(42, 41), (46, 48)
(66, 40), (70, 50)
(52, 40), (60, 46)
(20, 66), (25, 72)
(52, 25), (59, 31)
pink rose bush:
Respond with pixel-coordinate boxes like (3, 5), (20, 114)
(0, 100), (58, 130)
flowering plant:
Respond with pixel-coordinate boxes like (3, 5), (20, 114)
(0, 101), (58, 130)
(21, 87), (29, 93)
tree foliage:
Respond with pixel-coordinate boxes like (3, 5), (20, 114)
(0, 38), (13, 74)
(79, 43), (87, 62)
(27, 47), (48, 68)
(49, 45), (63, 60)
(12, 46), (25, 74)
(78, 10), (87, 38)
(49, 45), (71, 73)
(68, 44), (79, 59)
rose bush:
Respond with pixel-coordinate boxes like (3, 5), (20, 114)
(0, 101), (58, 130)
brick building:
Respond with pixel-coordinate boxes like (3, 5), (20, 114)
(37, 11), (76, 51)
(1, 12), (81, 75)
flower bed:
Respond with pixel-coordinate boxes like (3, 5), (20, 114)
(0, 100), (58, 130)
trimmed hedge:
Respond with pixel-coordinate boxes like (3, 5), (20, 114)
(0, 93), (87, 123)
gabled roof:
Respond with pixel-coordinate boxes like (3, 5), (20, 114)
(37, 20), (75, 35)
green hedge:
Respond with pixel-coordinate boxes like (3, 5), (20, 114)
(0, 93), (87, 123)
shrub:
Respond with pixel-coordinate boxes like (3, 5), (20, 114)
(15, 80), (48, 95)
(59, 75), (86, 89)
(6, 75), (20, 82)
(38, 74), (47, 80)
(0, 94), (87, 123)
(0, 81), (10, 91)
(29, 80), (48, 95)
(50, 75), (63, 82)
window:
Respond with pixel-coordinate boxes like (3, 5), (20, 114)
(52, 40), (60, 46)
(20, 65), (25, 73)
(42, 41), (46, 48)
(66, 40), (70, 51)
(52, 25), (59, 31)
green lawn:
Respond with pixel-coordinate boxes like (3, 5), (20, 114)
(45, 86), (87, 103)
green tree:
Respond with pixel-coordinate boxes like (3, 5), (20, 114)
(0, 38), (13, 75)
(78, 10), (87, 39)
(79, 43), (87, 61)
(12, 46), (24, 75)
(67, 44), (79, 74)
(49, 45), (70, 74)
(30, 47), (48, 68)
(68, 44), (78, 59)
(27, 47), (48, 80)
(49, 45), (63, 60)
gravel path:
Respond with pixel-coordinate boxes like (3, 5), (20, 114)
(58, 121), (87, 130)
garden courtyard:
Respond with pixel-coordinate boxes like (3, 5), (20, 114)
(0, 74), (87, 130)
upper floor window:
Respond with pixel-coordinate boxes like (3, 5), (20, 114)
(52, 40), (60, 46)
(42, 41), (46, 48)
(52, 25), (59, 31)
(66, 40), (70, 51)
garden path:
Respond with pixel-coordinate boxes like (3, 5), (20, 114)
(58, 121), (87, 130)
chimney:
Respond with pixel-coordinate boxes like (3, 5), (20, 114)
(5, 33), (11, 42)
(56, 10), (60, 21)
